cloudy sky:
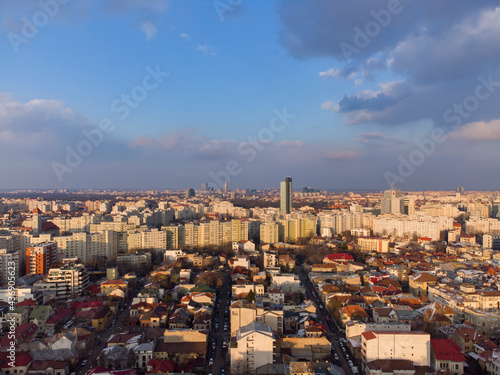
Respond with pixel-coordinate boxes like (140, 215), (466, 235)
(1, 0), (500, 190)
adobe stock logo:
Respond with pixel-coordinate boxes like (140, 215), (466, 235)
(340, 0), (410, 60)
(7, 0), (71, 54)
(209, 107), (296, 189)
(384, 74), (500, 187)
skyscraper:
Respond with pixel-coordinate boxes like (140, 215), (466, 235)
(185, 188), (195, 199)
(280, 177), (293, 214)
(224, 181), (229, 194)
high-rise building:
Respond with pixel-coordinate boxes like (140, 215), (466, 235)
(0, 249), (19, 286)
(42, 259), (89, 299)
(201, 182), (208, 191)
(280, 177), (292, 214)
(185, 188), (195, 199)
(403, 198), (415, 215)
(457, 186), (465, 195)
(224, 181), (229, 194)
(381, 189), (404, 214)
(26, 242), (58, 275)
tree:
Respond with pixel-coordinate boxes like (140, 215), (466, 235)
(246, 290), (255, 304)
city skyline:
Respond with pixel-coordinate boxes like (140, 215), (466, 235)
(1, 1), (500, 190)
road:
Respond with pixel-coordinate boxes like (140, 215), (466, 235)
(296, 260), (354, 375)
(77, 282), (142, 375)
(207, 270), (232, 374)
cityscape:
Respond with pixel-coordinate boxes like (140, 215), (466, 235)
(0, 184), (500, 375)
(2, 1), (500, 375)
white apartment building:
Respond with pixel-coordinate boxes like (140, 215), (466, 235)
(54, 230), (117, 262)
(361, 331), (431, 369)
(230, 321), (275, 374)
(372, 214), (454, 240)
(37, 259), (89, 299)
(0, 249), (19, 285)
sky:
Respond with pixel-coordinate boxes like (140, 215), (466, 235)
(1, 0), (500, 191)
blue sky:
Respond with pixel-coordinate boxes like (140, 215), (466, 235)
(1, 0), (500, 191)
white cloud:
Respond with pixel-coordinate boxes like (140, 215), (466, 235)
(179, 32), (191, 40)
(449, 119), (500, 141)
(196, 44), (217, 56)
(141, 22), (157, 41)
(319, 68), (342, 79)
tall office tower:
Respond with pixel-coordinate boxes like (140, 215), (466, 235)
(403, 198), (415, 215)
(201, 182), (208, 191)
(32, 208), (42, 235)
(185, 188), (195, 199)
(457, 186), (465, 195)
(280, 177), (293, 214)
(26, 242), (58, 275)
(381, 189), (404, 214)
(224, 181), (229, 194)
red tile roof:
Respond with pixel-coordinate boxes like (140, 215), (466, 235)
(431, 339), (466, 362)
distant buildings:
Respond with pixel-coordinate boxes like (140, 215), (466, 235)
(381, 189), (404, 215)
(185, 188), (195, 199)
(280, 177), (292, 214)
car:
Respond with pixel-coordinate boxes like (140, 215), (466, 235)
(208, 358), (213, 365)
(348, 360), (354, 367)
(81, 360), (88, 366)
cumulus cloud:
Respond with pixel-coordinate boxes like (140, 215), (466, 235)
(0, 93), (86, 137)
(179, 33), (191, 40)
(333, 81), (412, 123)
(319, 66), (356, 80)
(449, 119), (500, 141)
(278, 1), (500, 127)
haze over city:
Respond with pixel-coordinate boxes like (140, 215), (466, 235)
(2, 1), (500, 190)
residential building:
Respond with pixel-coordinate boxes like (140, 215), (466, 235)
(230, 322), (275, 374)
(26, 242), (58, 275)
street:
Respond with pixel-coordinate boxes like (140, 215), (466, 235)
(77, 300), (133, 374)
(207, 270), (231, 374)
(296, 262), (354, 375)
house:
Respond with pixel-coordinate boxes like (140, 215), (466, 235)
(278, 254), (295, 269)
(409, 273), (438, 297)
(0, 353), (32, 375)
(431, 339), (466, 374)
(323, 253), (354, 264)
(45, 308), (73, 331)
(372, 307), (398, 323)
(269, 289), (285, 305)
(449, 326), (487, 352)
(0, 323), (38, 346)
(153, 340), (206, 364)
(27, 360), (69, 375)
(341, 305), (370, 326)
(29, 305), (53, 335)
(91, 305), (111, 331)
(100, 279), (128, 295)
(133, 342), (155, 370)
